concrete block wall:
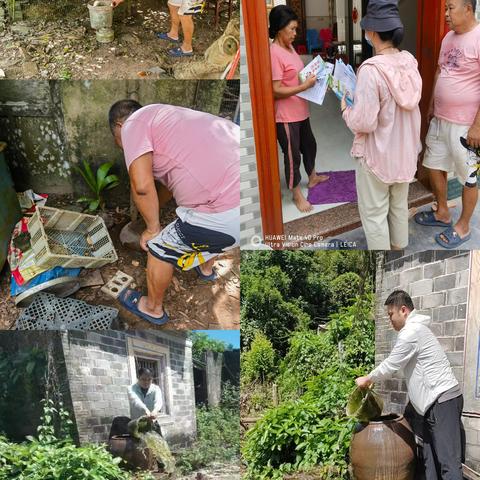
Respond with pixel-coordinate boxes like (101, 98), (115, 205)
(61, 330), (196, 447)
(375, 250), (470, 414)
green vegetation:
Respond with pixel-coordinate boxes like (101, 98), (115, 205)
(75, 160), (119, 212)
(240, 251), (376, 479)
(176, 384), (240, 474)
(0, 348), (47, 439)
(0, 399), (154, 480)
(190, 331), (232, 363)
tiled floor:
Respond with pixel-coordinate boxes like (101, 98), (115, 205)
(280, 90), (355, 223)
(324, 199), (480, 251)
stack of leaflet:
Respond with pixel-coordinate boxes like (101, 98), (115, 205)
(330, 58), (357, 107)
(296, 55), (334, 106)
(296, 56), (357, 107)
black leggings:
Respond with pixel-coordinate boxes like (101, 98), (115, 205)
(276, 118), (317, 190)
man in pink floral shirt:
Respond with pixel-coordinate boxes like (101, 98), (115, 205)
(415, 0), (480, 248)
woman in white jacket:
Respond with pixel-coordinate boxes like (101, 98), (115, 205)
(127, 367), (164, 431)
(356, 290), (463, 480)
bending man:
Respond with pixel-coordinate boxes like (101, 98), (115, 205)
(109, 99), (239, 325)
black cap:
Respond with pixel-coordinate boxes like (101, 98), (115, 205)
(360, 0), (403, 32)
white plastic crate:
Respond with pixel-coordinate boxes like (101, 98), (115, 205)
(16, 293), (118, 330)
(28, 206), (118, 269)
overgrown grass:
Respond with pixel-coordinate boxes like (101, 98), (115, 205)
(176, 384), (240, 474)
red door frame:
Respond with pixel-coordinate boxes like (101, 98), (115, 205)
(243, 0), (446, 243)
(416, 0), (447, 188)
(242, 0), (284, 248)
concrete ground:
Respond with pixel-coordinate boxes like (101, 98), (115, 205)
(280, 82), (355, 223)
(323, 198), (480, 251)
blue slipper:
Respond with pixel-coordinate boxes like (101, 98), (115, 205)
(155, 32), (181, 43)
(414, 210), (453, 227)
(168, 47), (193, 57)
(119, 288), (170, 325)
(435, 226), (471, 249)
(194, 266), (218, 282)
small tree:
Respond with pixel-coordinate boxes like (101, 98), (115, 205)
(242, 332), (276, 384)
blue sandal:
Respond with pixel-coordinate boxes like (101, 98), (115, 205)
(155, 32), (181, 43)
(168, 47), (193, 57)
(414, 210), (452, 228)
(119, 288), (170, 325)
(435, 227), (471, 249)
(194, 266), (218, 282)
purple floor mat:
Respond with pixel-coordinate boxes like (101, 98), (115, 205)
(307, 170), (357, 205)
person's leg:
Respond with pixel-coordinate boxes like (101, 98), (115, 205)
(277, 122), (312, 212)
(198, 257), (215, 276)
(355, 162), (391, 250)
(423, 409), (442, 480)
(167, 2), (181, 40)
(138, 252), (174, 318)
(449, 123), (478, 238)
(179, 14), (194, 53)
(428, 396), (464, 480)
(422, 118), (452, 224)
(388, 181), (410, 250)
(454, 185), (478, 237)
(428, 169), (451, 223)
(298, 118), (328, 187)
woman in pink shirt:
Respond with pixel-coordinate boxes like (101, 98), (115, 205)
(269, 5), (329, 213)
(342, 0), (422, 250)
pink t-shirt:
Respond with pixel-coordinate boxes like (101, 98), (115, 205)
(121, 104), (239, 213)
(270, 43), (309, 123)
(434, 23), (480, 125)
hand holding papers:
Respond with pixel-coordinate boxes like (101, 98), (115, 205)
(330, 59), (357, 107)
(296, 55), (334, 106)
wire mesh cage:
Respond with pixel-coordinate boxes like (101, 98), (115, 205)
(16, 293), (118, 330)
(28, 206), (118, 269)
(219, 80), (240, 123)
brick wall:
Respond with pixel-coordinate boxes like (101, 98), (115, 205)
(375, 250), (480, 475)
(61, 330), (196, 447)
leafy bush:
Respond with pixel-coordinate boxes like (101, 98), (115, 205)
(278, 295), (375, 399)
(241, 274), (310, 355)
(330, 272), (362, 310)
(176, 405), (239, 474)
(0, 399), (153, 480)
(242, 332), (276, 384)
(242, 400), (355, 480)
(221, 382), (240, 411)
(75, 160), (119, 212)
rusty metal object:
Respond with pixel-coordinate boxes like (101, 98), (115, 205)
(350, 414), (416, 480)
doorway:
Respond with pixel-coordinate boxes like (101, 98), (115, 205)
(280, 0), (418, 224)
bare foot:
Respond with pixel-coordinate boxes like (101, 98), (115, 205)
(454, 222), (471, 238)
(433, 211), (452, 224)
(432, 200), (457, 212)
(293, 194), (313, 213)
(138, 296), (164, 319)
(307, 174), (330, 188)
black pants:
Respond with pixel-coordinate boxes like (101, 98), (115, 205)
(423, 395), (464, 480)
(276, 118), (317, 190)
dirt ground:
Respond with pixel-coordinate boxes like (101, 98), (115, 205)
(0, 195), (239, 330)
(0, 0), (238, 79)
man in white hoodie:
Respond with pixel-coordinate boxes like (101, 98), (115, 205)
(356, 290), (463, 480)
